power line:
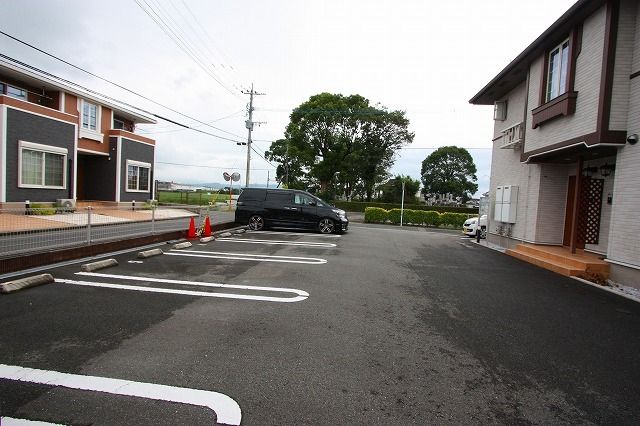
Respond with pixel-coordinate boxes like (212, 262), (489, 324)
(133, 0), (242, 101)
(0, 55), (243, 143)
(0, 52), (245, 144)
(250, 145), (276, 168)
(399, 147), (492, 150)
(156, 161), (273, 171)
(0, 30), (244, 138)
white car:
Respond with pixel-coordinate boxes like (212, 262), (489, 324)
(462, 214), (487, 238)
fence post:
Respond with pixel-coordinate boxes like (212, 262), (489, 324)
(151, 205), (156, 234)
(86, 206), (92, 245)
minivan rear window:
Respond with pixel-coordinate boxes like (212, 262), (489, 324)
(266, 191), (292, 203)
(239, 188), (266, 201)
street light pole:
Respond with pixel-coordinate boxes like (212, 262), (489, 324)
(400, 179), (405, 227)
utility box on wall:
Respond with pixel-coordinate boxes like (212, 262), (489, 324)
(494, 185), (518, 223)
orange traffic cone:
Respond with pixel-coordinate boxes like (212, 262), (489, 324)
(187, 217), (197, 239)
(203, 216), (212, 237)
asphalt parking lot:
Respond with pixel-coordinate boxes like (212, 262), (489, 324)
(1, 224), (640, 425)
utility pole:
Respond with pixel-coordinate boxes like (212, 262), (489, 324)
(241, 84), (265, 187)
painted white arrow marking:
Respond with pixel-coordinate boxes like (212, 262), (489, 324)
(165, 250), (327, 264)
(0, 364), (241, 425)
(216, 238), (336, 248)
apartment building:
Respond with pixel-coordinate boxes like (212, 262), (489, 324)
(470, 0), (640, 288)
(0, 59), (156, 207)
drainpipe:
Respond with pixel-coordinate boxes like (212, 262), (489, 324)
(569, 156), (583, 254)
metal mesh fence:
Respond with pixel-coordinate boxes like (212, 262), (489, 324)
(0, 205), (236, 259)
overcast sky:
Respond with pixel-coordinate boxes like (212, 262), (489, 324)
(2, 0), (577, 195)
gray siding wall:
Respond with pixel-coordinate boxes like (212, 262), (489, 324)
(5, 108), (75, 202)
(608, 0), (640, 269)
(119, 138), (154, 202)
(609, 0), (637, 131)
(525, 5), (605, 152)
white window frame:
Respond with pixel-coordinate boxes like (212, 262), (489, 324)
(79, 99), (104, 142)
(5, 83), (28, 101)
(126, 160), (151, 193)
(18, 140), (68, 189)
(546, 39), (570, 102)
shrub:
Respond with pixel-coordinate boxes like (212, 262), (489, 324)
(387, 209), (402, 224)
(29, 203), (56, 215)
(440, 212), (467, 228)
(364, 207), (387, 223)
(420, 210), (441, 227)
(402, 209), (423, 225)
(333, 200), (477, 214)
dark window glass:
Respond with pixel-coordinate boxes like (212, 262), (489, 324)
(266, 191), (292, 203)
(240, 189), (266, 201)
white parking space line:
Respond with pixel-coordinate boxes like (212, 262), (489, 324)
(166, 250), (327, 265)
(216, 238), (336, 248)
(76, 272), (309, 297)
(56, 278), (308, 303)
(1, 418), (62, 425)
(0, 364), (241, 425)
(248, 230), (341, 238)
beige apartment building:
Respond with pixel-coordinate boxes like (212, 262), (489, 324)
(470, 0), (640, 288)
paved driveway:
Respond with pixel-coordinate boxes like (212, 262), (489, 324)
(1, 224), (639, 424)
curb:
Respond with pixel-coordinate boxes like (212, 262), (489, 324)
(199, 236), (215, 243)
(571, 276), (640, 305)
(81, 259), (118, 272)
(138, 248), (164, 259)
(174, 242), (193, 249)
(0, 273), (54, 294)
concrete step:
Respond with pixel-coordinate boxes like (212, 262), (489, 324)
(513, 244), (609, 274)
(506, 248), (584, 277)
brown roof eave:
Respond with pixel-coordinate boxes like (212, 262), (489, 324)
(469, 0), (604, 105)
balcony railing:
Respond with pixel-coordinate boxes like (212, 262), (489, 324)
(499, 122), (524, 149)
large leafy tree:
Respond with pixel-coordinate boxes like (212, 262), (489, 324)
(262, 138), (307, 189)
(266, 93), (413, 199)
(421, 146), (478, 202)
(380, 175), (421, 203)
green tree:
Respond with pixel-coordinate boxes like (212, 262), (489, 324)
(380, 175), (421, 203)
(267, 93), (413, 197)
(264, 138), (307, 189)
(421, 146), (478, 202)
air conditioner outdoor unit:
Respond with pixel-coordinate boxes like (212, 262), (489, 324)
(56, 198), (76, 209)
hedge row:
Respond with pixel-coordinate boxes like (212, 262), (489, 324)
(334, 200), (477, 214)
(364, 207), (468, 228)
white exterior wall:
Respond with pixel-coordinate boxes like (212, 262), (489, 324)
(608, 0), (640, 271)
(525, 6), (606, 152)
(488, 139), (543, 243)
(609, 0), (636, 131)
(487, 82), (535, 242)
(493, 82), (527, 140)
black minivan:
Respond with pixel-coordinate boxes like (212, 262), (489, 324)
(234, 188), (348, 234)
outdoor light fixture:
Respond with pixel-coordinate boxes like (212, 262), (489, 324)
(600, 163), (615, 177)
(582, 166), (598, 177)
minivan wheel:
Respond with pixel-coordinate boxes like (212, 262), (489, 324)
(248, 215), (265, 231)
(318, 218), (335, 234)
